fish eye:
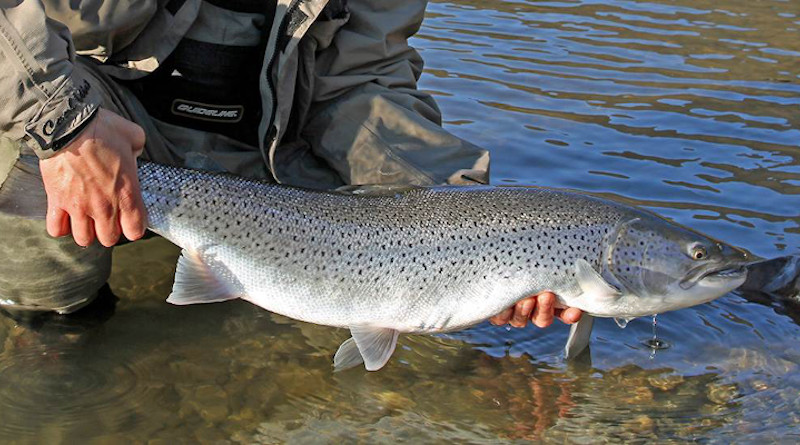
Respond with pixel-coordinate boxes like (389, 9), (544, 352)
(689, 244), (707, 261)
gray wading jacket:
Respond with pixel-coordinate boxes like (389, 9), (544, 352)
(0, 0), (489, 187)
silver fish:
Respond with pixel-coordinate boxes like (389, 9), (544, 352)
(138, 161), (749, 371)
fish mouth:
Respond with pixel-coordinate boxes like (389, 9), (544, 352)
(680, 264), (748, 289)
(701, 265), (747, 281)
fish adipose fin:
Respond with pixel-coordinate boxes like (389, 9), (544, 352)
(167, 248), (240, 305)
(333, 327), (400, 372)
(575, 258), (621, 301)
(565, 314), (594, 359)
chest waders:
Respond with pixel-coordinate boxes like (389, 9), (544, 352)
(127, 1), (275, 148)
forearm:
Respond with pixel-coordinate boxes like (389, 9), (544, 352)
(0, 1), (100, 158)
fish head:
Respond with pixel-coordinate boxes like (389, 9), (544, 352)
(607, 215), (749, 313)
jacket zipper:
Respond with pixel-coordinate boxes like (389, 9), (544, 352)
(264, 0), (302, 152)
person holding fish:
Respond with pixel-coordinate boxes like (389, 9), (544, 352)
(0, 1), (582, 328)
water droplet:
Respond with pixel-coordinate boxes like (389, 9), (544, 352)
(643, 338), (670, 350)
(614, 317), (632, 328)
(651, 314), (658, 339)
(644, 314), (670, 358)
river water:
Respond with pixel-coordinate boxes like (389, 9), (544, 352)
(1, 0), (799, 442)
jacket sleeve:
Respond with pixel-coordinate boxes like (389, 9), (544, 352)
(0, 1), (101, 159)
(301, 0), (489, 186)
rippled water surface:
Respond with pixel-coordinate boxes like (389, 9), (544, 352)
(2, 0), (800, 442)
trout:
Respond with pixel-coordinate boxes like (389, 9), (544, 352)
(138, 161), (749, 371)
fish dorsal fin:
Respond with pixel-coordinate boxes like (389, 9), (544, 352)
(166, 248), (241, 305)
(565, 314), (595, 360)
(334, 184), (422, 196)
(334, 326), (400, 371)
(575, 258), (622, 302)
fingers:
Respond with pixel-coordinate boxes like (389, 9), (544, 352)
(93, 210), (121, 247)
(118, 186), (146, 241)
(532, 291), (556, 328)
(53, 203), (137, 247)
(46, 207), (70, 238)
(59, 210), (71, 236)
(489, 307), (514, 326)
(70, 214), (95, 247)
(510, 297), (535, 328)
(117, 140), (147, 241)
(557, 307), (583, 324)
(47, 199), (123, 247)
(492, 291), (582, 329)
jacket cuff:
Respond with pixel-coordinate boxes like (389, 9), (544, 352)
(23, 73), (101, 159)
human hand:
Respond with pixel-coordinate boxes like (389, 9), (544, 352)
(39, 108), (147, 247)
(489, 291), (582, 328)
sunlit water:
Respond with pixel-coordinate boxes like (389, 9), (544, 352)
(2, 0), (800, 442)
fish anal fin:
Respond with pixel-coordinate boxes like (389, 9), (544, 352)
(565, 314), (594, 360)
(341, 326), (400, 371)
(575, 258), (621, 302)
(167, 248), (240, 305)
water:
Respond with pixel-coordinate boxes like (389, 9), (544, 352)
(2, 0), (800, 442)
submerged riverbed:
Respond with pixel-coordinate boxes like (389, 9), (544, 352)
(2, 0), (799, 442)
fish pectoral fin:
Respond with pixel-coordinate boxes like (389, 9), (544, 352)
(575, 258), (621, 302)
(166, 248), (240, 305)
(337, 326), (400, 372)
(333, 337), (363, 372)
(565, 314), (594, 360)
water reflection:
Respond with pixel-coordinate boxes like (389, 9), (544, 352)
(2, 237), (800, 443)
(1, 0), (799, 442)
(421, 0), (800, 258)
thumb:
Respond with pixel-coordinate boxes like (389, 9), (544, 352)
(128, 121), (146, 158)
(105, 109), (146, 157)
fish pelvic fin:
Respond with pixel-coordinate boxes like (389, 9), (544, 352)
(334, 327), (400, 372)
(167, 248), (241, 305)
(575, 258), (622, 302)
(565, 314), (594, 360)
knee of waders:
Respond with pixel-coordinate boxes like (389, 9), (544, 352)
(0, 212), (113, 315)
(1, 283), (118, 333)
(0, 147), (113, 316)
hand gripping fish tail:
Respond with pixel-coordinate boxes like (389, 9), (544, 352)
(138, 160), (751, 371)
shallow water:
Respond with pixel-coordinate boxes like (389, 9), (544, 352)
(2, 0), (800, 442)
